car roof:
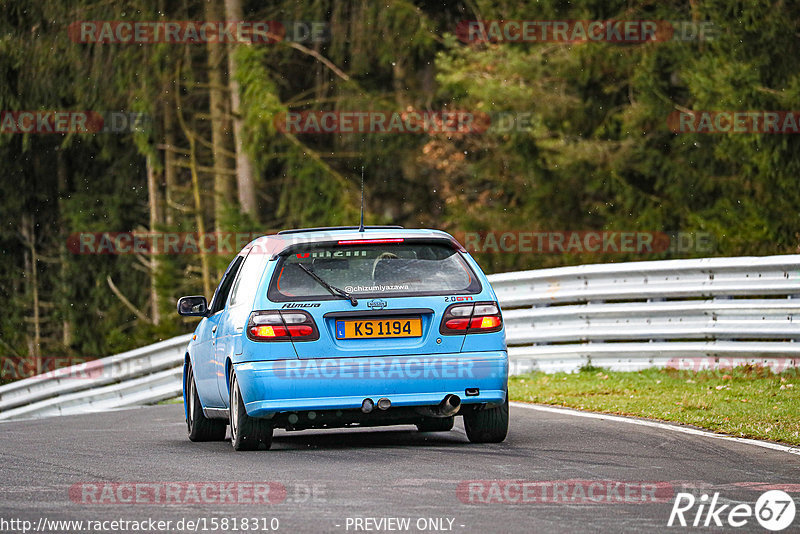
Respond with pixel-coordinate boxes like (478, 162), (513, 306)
(242, 227), (464, 258)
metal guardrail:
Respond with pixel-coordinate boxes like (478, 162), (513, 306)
(496, 255), (800, 373)
(0, 367), (183, 420)
(1, 255), (798, 420)
(0, 335), (190, 420)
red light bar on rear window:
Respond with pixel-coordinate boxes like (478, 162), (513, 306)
(336, 238), (405, 245)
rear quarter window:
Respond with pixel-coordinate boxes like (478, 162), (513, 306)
(268, 242), (481, 301)
(229, 250), (269, 307)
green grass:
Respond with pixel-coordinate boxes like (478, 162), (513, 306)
(509, 365), (800, 445)
(156, 397), (183, 405)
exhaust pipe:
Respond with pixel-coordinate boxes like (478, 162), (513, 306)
(414, 394), (461, 418)
(439, 394), (461, 417)
(361, 398), (374, 413)
(377, 397), (391, 411)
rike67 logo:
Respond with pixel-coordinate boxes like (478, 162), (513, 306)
(668, 490), (796, 531)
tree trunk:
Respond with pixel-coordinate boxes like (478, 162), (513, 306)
(56, 149), (72, 348)
(225, 0), (258, 218)
(175, 65), (213, 299)
(189, 134), (213, 299)
(205, 0), (235, 231)
(163, 93), (177, 226)
(21, 215), (41, 372)
(146, 154), (161, 326)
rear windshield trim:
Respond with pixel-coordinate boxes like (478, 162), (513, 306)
(274, 236), (464, 259)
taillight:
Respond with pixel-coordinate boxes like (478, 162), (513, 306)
(247, 310), (319, 342)
(440, 302), (503, 335)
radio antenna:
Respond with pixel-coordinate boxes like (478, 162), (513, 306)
(358, 166), (365, 232)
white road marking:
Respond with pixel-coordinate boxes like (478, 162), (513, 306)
(511, 402), (800, 456)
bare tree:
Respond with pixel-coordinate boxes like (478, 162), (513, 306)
(225, 0), (258, 218)
(146, 154), (162, 325)
(205, 0), (236, 231)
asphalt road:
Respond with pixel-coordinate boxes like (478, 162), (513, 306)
(1, 404), (798, 534)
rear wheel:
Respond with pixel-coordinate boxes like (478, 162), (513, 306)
(229, 369), (273, 451)
(463, 395), (508, 443)
(416, 417), (455, 432)
(186, 364), (227, 442)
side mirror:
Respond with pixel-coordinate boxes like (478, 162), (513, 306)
(177, 296), (208, 317)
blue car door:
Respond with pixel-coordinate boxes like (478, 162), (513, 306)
(191, 316), (219, 407)
(215, 250), (269, 405)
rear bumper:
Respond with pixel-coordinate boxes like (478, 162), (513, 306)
(233, 351), (508, 417)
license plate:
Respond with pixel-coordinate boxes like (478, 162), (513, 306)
(336, 317), (422, 339)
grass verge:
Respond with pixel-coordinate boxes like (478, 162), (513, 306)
(509, 365), (800, 446)
(157, 397), (183, 405)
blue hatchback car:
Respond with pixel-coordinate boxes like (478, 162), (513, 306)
(178, 226), (508, 450)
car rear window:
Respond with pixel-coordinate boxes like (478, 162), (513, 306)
(268, 242), (481, 301)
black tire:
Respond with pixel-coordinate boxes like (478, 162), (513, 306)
(463, 394), (509, 443)
(229, 369), (273, 451)
(186, 364), (227, 442)
(416, 416), (455, 432)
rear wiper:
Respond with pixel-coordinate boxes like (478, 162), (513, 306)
(297, 263), (358, 306)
